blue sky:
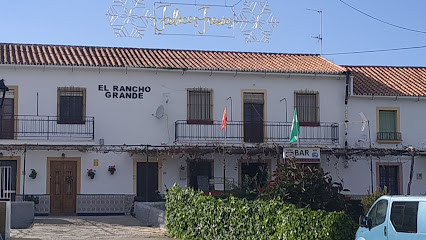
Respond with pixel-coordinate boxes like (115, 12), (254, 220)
(1, 0), (425, 66)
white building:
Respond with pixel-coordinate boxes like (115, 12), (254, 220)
(324, 66), (426, 199)
(3, 43), (424, 215)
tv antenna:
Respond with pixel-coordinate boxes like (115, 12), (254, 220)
(307, 8), (323, 56)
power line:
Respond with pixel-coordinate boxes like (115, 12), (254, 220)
(323, 45), (426, 56)
(338, 0), (426, 34)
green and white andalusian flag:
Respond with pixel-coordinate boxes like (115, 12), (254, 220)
(289, 108), (299, 144)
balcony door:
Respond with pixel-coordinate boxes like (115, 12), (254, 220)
(243, 93), (264, 143)
(0, 94), (15, 139)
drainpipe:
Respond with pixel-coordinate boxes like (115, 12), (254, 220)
(343, 71), (350, 168)
(22, 146), (27, 200)
(344, 71), (350, 150)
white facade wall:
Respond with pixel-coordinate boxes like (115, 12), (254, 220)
(325, 96), (426, 197)
(0, 65), (346, 146)
(0, 64), (347, 213)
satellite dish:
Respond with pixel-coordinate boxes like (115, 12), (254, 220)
(153, 105), (165, 119)
(359, 112), (368, 132)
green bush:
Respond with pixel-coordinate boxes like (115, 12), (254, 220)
(260, 160), (346, 212)
(361, 186), (388, 214)
(166, 185), (357, 240)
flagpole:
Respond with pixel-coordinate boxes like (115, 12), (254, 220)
(221, 106), (227, 195)
(223, 126), (226, 195)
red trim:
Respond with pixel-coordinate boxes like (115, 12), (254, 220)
(299, 122), (320, 127)
(186, 120), (213, 125)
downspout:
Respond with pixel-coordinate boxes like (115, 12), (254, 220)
(344, 71), (350, 157)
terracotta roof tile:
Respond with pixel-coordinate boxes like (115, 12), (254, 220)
(346, 66), (426, 96)
(0, 43), (346, 74)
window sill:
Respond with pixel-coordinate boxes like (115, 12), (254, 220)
(376, 140), (402, 144)
(186, 120), (213, 125)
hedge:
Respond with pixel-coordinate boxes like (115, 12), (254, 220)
(166, 185), (357, 240)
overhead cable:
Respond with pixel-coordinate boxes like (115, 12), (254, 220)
(338, 0), (426, 34)
(323, 45), (426, 56)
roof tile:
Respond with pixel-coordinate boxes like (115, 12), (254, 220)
(346, 66), (426, 96)
(0, 43), (346, 74)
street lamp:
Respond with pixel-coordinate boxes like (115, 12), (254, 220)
(0, 79), (9, 111)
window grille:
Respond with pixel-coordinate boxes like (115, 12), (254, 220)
(57, 87), (86, 124)
(295, 91), (319, 123)
(187, 88), (212, 122)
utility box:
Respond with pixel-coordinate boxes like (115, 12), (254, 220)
(0, 201), (11, 240)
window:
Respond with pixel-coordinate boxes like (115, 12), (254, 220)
(368, 199), (388, 228)
(379, 164), (401, 195)
(187, 88), (212, 123)
(378, 110), (400, 140)
(295, 91), (319, 125)
(391, 201), (418, 233)
(57, 87), (86, 124)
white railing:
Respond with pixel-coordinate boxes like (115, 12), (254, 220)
(0, 166), (12, 200)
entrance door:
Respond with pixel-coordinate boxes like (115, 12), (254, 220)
(243, 93), (264, 143)
(137, 162), (159, 202)
(0, 160), (17, 200)
(241, 162), (268, 187)
(50, 161), (77, 214)
(379, 165), (400, 195)
(0, 98), (14, 139)
(188, 161), (213, 192)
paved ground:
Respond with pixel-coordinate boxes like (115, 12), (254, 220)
(11, 216), (173, 240)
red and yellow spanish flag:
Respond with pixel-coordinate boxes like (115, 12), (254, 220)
(221, 106), (227, 130)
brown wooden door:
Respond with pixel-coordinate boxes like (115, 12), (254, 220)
(50, 161), (77, 214)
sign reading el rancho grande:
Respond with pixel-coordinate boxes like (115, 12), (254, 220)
(98, 85), (151, 99)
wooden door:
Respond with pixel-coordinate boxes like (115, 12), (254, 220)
(50, 161), (77, 214)
(137, 162), (159, 202)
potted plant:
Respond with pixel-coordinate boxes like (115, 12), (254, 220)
(108, 165), (116, 175)
(87, 169), (96, 179)
(29, 169), (37, 179)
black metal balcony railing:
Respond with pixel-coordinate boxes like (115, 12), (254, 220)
(377, 132), (401, 141)
(0, 115), (94, 140)
(175, 120), (339, 144)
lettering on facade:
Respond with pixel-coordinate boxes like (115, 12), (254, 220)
(98, 85), (151, 99)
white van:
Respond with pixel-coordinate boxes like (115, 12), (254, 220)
(356, 195), (426, 239)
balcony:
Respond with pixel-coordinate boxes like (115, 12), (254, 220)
(377, 132), (402, 142)
(0, 115), (94, 141)
(175, 120), (339, 144)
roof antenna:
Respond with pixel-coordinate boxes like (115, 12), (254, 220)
(307, 8), (323, 56)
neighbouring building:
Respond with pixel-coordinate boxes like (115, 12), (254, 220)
(324, 66), (426, 199)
